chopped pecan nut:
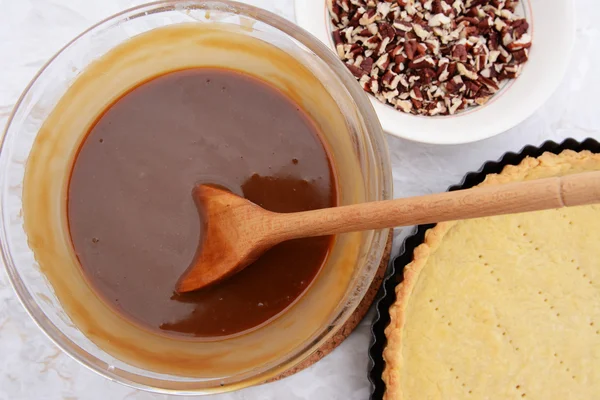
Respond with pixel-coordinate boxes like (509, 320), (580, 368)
(408, 55), (436, 69)
(381, 70), (397, 88)
(360, 57), (374, 71)
(451, 44), (468, 62)
(511, 48), (529, 64)
(346, 63), (366, 78)
(419, 67), (438, 84)
(379, 22), (396, 39)
(446, 75), (465, 93)
(404, 39), (419, 60)
(507, 33), (532, 50)
(457, 62), (478, 80)
(478, 75), (500, 92)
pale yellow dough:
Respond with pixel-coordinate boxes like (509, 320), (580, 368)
(383, 150), (600, 400)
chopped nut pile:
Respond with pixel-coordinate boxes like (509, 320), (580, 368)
(328, 0), (532, 116)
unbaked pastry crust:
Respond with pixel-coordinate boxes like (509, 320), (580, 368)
(383, 150), (600, 399)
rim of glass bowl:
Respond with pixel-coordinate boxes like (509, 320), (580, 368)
(0, 0), (392, 394)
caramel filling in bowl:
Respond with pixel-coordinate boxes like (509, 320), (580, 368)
(3, 2), (391, 393)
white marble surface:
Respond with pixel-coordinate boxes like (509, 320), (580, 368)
(0, 0), (598, 399)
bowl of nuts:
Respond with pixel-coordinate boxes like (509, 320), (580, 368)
(296, 0), (575, 144)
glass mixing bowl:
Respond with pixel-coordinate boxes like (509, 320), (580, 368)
(0, 0), (392, 394)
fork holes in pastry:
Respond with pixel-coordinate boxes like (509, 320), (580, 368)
(516, 385), (521, 389)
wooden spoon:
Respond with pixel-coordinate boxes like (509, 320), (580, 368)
(176, 170), (600, 293)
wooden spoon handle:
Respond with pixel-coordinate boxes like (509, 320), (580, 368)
(273, 170), (600, 240)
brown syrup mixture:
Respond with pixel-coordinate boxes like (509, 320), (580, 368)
(68, 69), (336, 338)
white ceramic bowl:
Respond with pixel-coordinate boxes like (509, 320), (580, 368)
(295, 0), (575, 144)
